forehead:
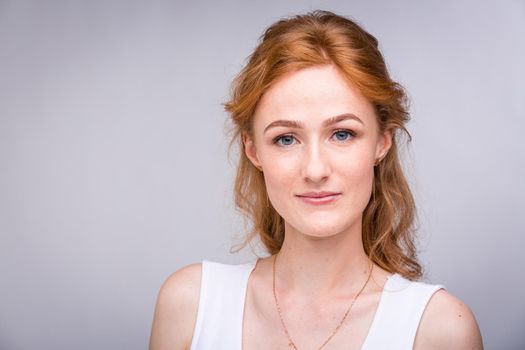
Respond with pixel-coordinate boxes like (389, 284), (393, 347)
(253, 64), (377, 130)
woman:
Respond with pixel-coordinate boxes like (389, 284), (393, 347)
(150, 10), (483, 350)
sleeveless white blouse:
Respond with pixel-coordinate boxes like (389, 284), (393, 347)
(190, 259), (445, 350)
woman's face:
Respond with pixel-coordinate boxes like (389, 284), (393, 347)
(244, 64), (392, 239)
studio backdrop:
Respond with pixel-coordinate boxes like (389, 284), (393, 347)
(0, 1), (524, 349)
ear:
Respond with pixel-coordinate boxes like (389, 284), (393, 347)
(375, 129), (393, 162)
(243, 133), (263, 171)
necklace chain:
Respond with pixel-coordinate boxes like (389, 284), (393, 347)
(272, 253), (373, 350)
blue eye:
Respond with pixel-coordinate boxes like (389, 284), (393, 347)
(272, 129), (355, 147)
(333, 130), (354, 142)
(274, 135), (297, 146)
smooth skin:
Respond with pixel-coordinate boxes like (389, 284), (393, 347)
(149, 65), (483, 349)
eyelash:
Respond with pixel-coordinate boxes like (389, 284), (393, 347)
(272, 129), (356, 147)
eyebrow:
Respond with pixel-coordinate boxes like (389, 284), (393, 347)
(263, 113), (364, 134)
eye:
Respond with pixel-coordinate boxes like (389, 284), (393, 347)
(332, 129), (355, 142)
(273, 134), (297, 146)
(272, 129), (356, 147)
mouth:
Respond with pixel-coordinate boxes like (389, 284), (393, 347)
(296, 192), (342, 205)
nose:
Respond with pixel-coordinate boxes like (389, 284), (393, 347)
(301, 140), (331, 183)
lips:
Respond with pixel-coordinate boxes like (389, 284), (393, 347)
(296, 191), (342, 205)
(296, 191), (341, 198)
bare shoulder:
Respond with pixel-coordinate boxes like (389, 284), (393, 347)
(149, 263), (202, 350)
(414, 288), (484, 350)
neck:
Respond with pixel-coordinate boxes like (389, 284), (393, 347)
(274, 220), (373, 299)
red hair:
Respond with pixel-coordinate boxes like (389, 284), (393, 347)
(224, 10), (422, 280)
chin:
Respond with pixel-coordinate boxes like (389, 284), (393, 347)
(290, 219), (350, 239)
(303, 231), (341, 239)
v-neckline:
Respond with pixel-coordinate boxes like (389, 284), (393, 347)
(240, 258), (399, 349)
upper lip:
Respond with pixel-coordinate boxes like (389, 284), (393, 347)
(296, 191), (341, 198)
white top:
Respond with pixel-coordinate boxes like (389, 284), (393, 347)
(189, 259), (446, 350)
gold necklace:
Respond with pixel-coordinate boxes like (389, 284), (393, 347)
(272, 253), (373, 349)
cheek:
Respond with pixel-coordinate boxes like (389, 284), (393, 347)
(259, 151), (298, 208)
(340, 153), (373, 178)
(336, 149), (375, 200)
(262, 156), (296, 193)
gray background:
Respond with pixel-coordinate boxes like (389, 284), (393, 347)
(1, 0), (524, 349)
